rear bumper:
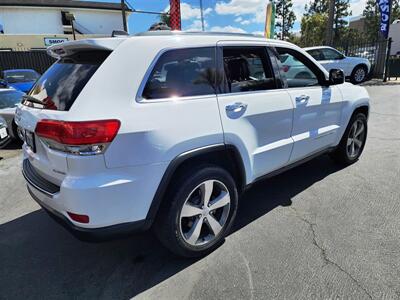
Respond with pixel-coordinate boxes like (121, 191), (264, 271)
(21, 158), (167, 241)
(27, 185), (149, 242)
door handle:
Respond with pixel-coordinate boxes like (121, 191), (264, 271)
(295, 95), (310, 104)
(226, 102), (247, 113)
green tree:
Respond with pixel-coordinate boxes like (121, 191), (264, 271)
(275, 0), (297, 40)
(160, 11), (171, 27)
(363, 0), (400, 40)
(303, 0), (351, 44)
(300, 13), (328, 46)
(333, 0), (351, 42)
(304, 0), (328, 15)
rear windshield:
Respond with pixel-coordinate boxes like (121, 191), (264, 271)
(23, 51), (110, 111)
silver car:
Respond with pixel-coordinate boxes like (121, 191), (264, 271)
(0, 115), (11, 148)
(0, 88), (25, 142)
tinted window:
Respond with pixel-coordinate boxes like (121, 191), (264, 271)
(307, 49), (325, 61)
(4, 70), (39, 83)
(276, 47), (320, 88)
(142, 47), (216, 100)
(0, 90), (25, 109)
(223, 47), (276, 93)
(321, 48), (343, 60)
(23, 51), (109, 111)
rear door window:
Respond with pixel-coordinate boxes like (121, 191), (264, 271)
(321, 48), (344, 60)
(306, 49), (325, 61)
(141, 47), (216, 100)
(222, 47), (277, 93)
(23, 51), (110, 111)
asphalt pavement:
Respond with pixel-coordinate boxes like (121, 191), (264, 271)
(0, 85), (399, 299)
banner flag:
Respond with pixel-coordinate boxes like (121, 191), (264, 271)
(264, 1), (276, 39)
(169, 0), (181, 30)
(376, 0), (391, 38)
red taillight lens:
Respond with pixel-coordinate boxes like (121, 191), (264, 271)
(67, 212), (89, 224)
(35, 119), (120, 145)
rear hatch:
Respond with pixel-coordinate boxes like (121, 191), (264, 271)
(16, 39), (122, 186)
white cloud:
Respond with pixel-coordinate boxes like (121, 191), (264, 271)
(215, 0), (268, 23)
(210, 25), (247, 33)
(241, 20), (251, 25)
(349, 0), (367, 17)
(164, 2), (213, 21)
(186, 20), (209, 31)
(292, 0), (309, 21)
(235, 16), (243, 22)
(252, 30), (264, 36)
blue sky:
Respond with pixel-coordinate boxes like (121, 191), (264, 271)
(87, 0), (367, 35)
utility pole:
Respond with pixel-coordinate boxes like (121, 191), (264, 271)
(121, 0), (128, 32)
(325, 0), (335, 46)
(281, 1), (285, 40)
(71, 20), (76, 40)
(199, 0), (205, 31)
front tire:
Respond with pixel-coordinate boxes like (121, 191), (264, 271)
(331, 113), (367, 165)
(350, 65), (367, 84)
(154, 165), (238, 257)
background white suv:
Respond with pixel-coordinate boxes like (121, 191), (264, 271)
(304, 46), (371, 84)
(16, 32), (369, 257)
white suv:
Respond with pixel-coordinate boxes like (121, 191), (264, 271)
(16, 32), (369, 257)
(304, 46), (371, 84)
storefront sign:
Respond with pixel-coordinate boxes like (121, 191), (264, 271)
(44, 37), (68, 47)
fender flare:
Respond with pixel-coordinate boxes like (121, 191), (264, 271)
(144, 144), (246, 226)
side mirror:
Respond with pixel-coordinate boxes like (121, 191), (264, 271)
(0, 79), (7, 88)
(329, 69), (345, 85)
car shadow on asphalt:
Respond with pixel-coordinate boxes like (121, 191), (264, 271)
(0, 154), (346, 299)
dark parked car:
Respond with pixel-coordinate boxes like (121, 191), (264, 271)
(0, 88), (25, 142)
(0, 69), (40, 93)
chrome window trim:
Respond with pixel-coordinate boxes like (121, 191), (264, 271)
(135, 45), (217, 103)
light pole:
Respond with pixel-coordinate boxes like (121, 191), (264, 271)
(121, 0), (128, 32)
(200, 0), (205, 31)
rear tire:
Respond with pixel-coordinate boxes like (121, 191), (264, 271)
(330, 113), (367, 165)
(154, 165), (238, 257)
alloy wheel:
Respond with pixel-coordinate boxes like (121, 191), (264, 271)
(346, 119), (365, 158)
(179, 180), (231, 246)
(354, 68), (366, 83)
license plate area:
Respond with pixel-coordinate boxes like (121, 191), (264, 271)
(25, 130), (36, 153)
(0, 126), (8, 140)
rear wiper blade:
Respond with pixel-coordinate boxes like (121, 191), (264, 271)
(22, 95), (45, 105)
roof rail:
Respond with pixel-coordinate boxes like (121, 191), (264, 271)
(134, 31), (267, 39)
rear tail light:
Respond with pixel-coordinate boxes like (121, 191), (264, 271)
(35, 119), (120, 155)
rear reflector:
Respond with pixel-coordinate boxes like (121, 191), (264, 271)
(67, 212), (90, 224)
(35, 119), (120, 145)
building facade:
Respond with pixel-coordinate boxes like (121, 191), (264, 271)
(0, 0), (131, 50)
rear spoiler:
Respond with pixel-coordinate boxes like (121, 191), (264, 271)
(47, 38), (126, 59)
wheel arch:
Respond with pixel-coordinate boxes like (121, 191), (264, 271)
(352, 105), (369, 119)
(145, 144), (246, 226)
